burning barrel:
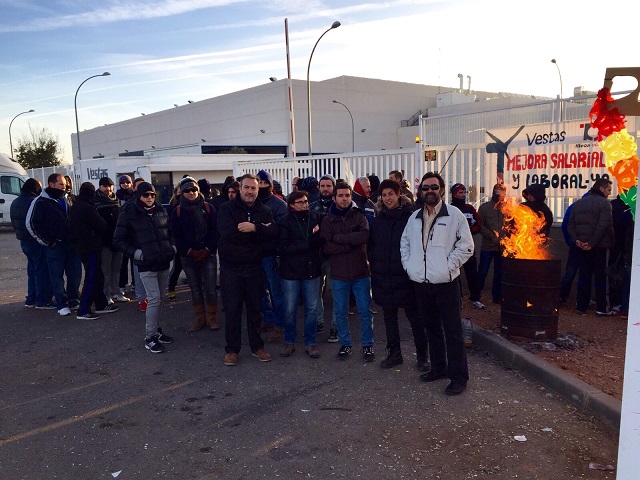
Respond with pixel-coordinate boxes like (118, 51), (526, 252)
(500, 257), (561, 341)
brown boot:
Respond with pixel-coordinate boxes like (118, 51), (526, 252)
(188, 303), (207, 332)
(206, 303), (220, 330)
(268, 326), (283, 343)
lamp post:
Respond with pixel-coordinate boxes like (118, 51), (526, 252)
(551, 59), (563, 121)
(307, 20), (341, 156)
(332, 100), (354, 152)
(74, 72), (110, 160)
(9, 109), (34, 159)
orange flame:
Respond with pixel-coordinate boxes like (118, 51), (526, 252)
(500, 201), (550, 260)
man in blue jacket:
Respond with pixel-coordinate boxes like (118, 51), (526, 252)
(26, 173), (81, 316)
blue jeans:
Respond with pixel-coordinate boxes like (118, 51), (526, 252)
(181, 254), (217, 305)
(261, 255), (284, 329)
(45, 242), (82, 310)
(20, 238), (52, 306)
(332, 276), (374, 347)
(282, 277), (321, 346)
(477, 250), (503, 301)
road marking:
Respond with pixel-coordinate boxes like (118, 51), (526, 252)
(0, 380), (193, 447)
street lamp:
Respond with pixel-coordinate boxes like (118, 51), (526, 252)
(74, 72), (110, 160)
(551, 59), (563, 121)
(332, 100), (354, 152)
(9, 109), (34, 159)
(307, 20), (341, 156)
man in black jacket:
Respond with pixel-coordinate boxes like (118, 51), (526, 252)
(95, 177), (128, 304)
(69, 182), (119, 320)
(567, 177), (615, 316)
(217, 174), (279, 366)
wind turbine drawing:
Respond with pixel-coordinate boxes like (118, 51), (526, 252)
(485, 125), (525, 183)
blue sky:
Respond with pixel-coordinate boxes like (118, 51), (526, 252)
(2, 0), (638, 164)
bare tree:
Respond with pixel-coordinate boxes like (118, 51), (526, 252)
(15, 125), (64, 169)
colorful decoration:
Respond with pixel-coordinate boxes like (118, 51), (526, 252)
(590, 87), (639, 219)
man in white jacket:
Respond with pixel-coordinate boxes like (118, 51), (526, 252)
(400, 172), (474, 395)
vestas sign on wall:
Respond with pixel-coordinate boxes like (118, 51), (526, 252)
(484, 119), (635, 196)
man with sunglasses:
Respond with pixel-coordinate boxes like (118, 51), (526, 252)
(400, 172), (474, 395)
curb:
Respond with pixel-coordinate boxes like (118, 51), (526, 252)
(472, 325), (621, 432)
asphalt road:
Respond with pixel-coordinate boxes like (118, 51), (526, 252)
(0, 227), (618, 479)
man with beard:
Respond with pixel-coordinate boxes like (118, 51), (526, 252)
(310, 174), (337, 338)
(26, 173), (82, 316)
(477, 183), (507, 304)
(95, 177), (129, 304)
(256, 170), (288, 343)
(400, 172), (473, 395)
(321, 182), (374, 362)
(217, 174), (278, 365)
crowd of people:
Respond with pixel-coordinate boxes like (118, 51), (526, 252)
(10, 168), (632, 396)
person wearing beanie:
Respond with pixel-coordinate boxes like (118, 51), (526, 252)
(256, 170), (288, 343)
(299, 176), (320, 204)
(352, 176), (376, 226)
(272, 180), (285, 200)
(116, 175), (134, 206)
(11, 178), (54, 309)
(477, 183), (507, 304)
(26, 173), (82, 316)
(95, 177), (129, 304)
(113, 182), (176, 353)
(69, 182), (119, 320)
(522, 183), (553, 237)
(449, 183), (484, 309)
(170, 180), (219, 332)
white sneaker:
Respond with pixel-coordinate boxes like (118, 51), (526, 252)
(112, 293), (130, 303)
(471, 301), (486, 309)
(58, 307), (71, 316)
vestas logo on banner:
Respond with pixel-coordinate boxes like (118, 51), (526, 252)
(87, 168), (108, 180)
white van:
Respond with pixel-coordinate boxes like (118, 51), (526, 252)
(0, 153), (28, 227)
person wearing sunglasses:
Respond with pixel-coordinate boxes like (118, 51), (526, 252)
(400, 172), (474, 395)
(277, 190), (323, 359)
(170, 177), (219, 332)
(113, 182), (176, 353)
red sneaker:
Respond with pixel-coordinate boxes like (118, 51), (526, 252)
(138, 299), (148, 312)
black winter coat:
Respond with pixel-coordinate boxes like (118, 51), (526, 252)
(113, 199), (175, 272)
(94, 190), (121, 249)
(217, 196), (278, 266)
(170, 196), (218, 257)
(320, 203), (370, 281)
(69, 194), (108, 256)
(10, 192), (37, 241)
(277, 210), (323, 280)
(368, 199), (415, 308)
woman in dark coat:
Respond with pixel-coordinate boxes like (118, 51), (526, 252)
(170, 177), (219, 332)
(113, 182), (176, 353)
(277, 190), (323, 358)
(368, 179), (428, 370)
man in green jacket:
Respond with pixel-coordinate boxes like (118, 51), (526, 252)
(477, 183), (506, 304)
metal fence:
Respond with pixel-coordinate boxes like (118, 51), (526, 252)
(27, 165), (76, 193)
